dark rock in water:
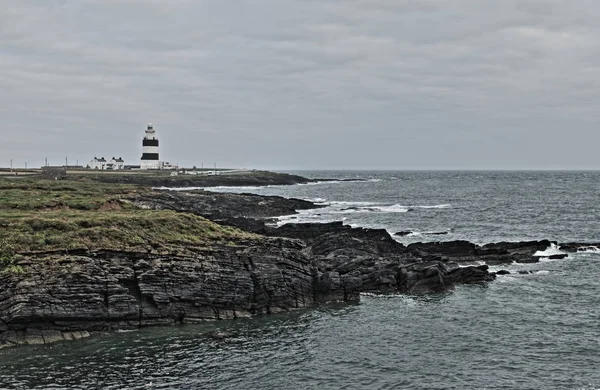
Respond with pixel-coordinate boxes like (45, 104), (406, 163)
(397, 263), (494, 293)
(478, 241), (553, 264)
(394, 231), (412, 236)
(406, 240), (554, 265)
(408, 241), (478, 257)
(553, 243), (600, 253)
(518, 270), (534, 274)
(272, 223), (495, 297)
(495, 270), (511, 275)
(424, 231), (449, 235)
(209, 331), (232, 340)
(547, 254), (568, 260)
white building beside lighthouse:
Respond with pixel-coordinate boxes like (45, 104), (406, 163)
(140, 123), (161, 170)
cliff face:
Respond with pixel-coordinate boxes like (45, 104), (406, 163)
(0, 238), (319, 347)
(0, 225), (501, 348)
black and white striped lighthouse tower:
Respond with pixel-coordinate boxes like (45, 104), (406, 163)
(140, 123), (160, 169)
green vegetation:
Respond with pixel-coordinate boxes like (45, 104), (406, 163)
(0, 179), (255, 254)
(0, 238), (22, 273)
(0, 180), (144, 210)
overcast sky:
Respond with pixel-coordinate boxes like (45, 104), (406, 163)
(2, 0), (600, 170)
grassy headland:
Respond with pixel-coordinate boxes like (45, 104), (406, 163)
(0, 179), (255, 258)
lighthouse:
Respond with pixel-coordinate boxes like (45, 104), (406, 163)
(140, 123), (160, 169)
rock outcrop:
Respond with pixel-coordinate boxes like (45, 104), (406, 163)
(406, 240), (556, 265)
(1, 189), (565, 348)
(129, 190), (321, 234)
(0, 238), (330, 347)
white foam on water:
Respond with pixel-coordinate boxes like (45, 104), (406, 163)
(410, 204), (451, 209)
(297, 181), (339, 186)
(576, 246), (600, 254)
(539, 256), (564, 263)
(297, 178), (380, 186)
(302, 197), (327, 203)
(153, 186), (205, 191)
(360, 292), (418, 305)
(365, 204), (410, 213)
(204, 185), (268, 191)
(334, 203), (450, 214)
(328, 201), (381, 206)
(308, 202), (410, 215)
(496, 275), (518, 283)
(533, 243), (566, 257)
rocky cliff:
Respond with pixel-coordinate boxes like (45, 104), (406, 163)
(0, 182), (580, 348)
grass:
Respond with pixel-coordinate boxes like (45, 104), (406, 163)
(0, 180), (145, 211)
(0, 238), (23, 273)
(0, 178), (256, 254)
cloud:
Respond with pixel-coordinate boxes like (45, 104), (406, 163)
(1, 0), (600, 169)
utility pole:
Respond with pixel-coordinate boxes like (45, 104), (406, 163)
(45, 157), (48, 167)
(10, 159), (12, 172)
(25, 162), (27, 170)
(65, 156), (68, 167)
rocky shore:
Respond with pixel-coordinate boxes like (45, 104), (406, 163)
(0, 181), (592, 348)
(71, 170), (314, 187)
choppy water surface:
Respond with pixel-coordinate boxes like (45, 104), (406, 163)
(1, 171), (600, 389)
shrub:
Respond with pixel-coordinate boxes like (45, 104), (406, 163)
(0, 238), (15, 264)
(0, 238), (21, 273)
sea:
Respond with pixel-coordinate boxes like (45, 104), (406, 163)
(1, 171), (600, 390)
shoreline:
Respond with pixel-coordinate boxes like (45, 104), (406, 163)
(0, 174), (596, 348)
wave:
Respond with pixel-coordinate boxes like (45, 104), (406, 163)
(275, 199), (451, 230)
(204, 185), (269, 191)
(574, 246), (600, 254)
(341, 204), (410, 213)
(533, 243), (566, 257)
(329, 203), (449, 214)
(328, 201), (380, 206)
(153, 186), (205, 191)
(299, 197), (328, 203)
(296, 178), (382, 186)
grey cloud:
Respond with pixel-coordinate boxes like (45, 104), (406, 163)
(1, 0), (600, 169)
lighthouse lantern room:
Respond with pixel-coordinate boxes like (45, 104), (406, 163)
(140, 123), (160, 170)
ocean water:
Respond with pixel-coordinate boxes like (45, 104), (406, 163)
(1, 171), (600, 389)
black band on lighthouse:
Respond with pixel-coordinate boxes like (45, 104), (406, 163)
(142, 139), (159, 147)
(141, 153), (159, 160)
